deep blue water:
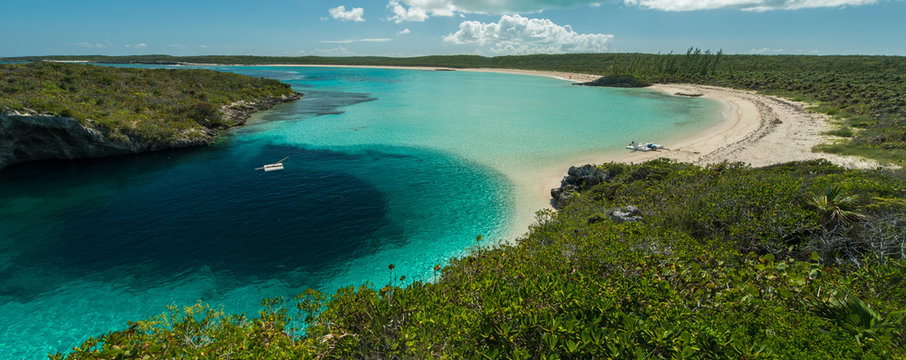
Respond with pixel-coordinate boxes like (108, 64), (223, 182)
(0, 65), (721, 358)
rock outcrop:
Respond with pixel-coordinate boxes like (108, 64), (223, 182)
(610, 205), (643, 223)
(0, 93), (301, 169)
(551, 163), (644, 222)
(586, 206), (643, 225)
(550, 164), (609, 209)
(218, 93), (302, 128)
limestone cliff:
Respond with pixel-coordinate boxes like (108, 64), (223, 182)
(0, 93), (301, 169)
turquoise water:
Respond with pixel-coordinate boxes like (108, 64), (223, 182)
(0, 66), (723, 358)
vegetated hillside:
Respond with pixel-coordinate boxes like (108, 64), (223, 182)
(0, 62), (299, 143)
(7, 53), (902, 165)
(55, 160), (906, 359)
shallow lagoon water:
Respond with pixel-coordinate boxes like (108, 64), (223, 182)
(0, 66), (721, 358)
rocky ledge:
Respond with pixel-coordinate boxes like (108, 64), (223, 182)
(551, 164), (644, 223)
(550, 164), (610, 209)
(586, 206), (644, 224)
(218, 93), (302, 129)
(0, 93), (301, 169)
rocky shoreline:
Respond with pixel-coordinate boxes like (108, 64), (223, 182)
(550, 164), (609, 209)
(0, 93), (301, 169)
(550, 164), (644, 223)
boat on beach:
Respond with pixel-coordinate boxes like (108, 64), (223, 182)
(626, 142), (664, 152)
(256, 156), (289, 172)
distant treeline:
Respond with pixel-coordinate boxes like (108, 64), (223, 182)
(5, 52), (904, 164)
(6, 51), (904, 79)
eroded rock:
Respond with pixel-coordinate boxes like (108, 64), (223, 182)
(551, 164), (609, 208)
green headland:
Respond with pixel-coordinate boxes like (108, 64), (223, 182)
(0, 62), (300, 168)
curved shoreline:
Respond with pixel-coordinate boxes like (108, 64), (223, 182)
(530, 82), (882, 225)
(256, 64), (875, 167)
(246, 64), (882, 241)
(483, 71), (884, 242)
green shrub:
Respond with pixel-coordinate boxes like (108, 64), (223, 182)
(0, 62), (298, 144)
(55, 160), (906, 359)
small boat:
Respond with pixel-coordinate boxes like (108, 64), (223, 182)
(626, 142), (664, 152)
(256, 156), (289, 172)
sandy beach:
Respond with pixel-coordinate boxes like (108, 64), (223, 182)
(267, 64), (874, 169)
(463, 68), (881, 169)
(255, 64), (884, 239)
(478, 70), (885, 210)
(469, 68), (886, 240)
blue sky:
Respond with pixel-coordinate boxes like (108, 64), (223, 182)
(2, 0), (904, 57)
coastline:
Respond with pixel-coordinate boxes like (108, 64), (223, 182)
(443, 68), (884, 241)
(246, 64), (883, 241)
(256, 64), (875, 168)
(531, 82), (883, 219)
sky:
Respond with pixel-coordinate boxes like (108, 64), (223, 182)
(2, 0), (904, 57)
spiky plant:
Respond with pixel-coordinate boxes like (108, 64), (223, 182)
(816, 290), (898, 345)
(808, 186), (865, 229)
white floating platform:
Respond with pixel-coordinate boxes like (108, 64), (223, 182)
(256, 156), (289, 172)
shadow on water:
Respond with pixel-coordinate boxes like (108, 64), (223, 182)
(0, 144), (399, 301)
(0, 67), (437, 303)
(265, 90), (376, 120)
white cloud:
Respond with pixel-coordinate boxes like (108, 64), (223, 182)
(311, 47), (355, 56)
(398, 28), (412, 35)
(387, 0), (434, 22)
(320, 38), (393, 44)
(385, 0), (879, 20)
(387, 0), (600, 21)
(329, 5), (365, 22)
(622, 0), (878, 11)
(443, 15), (613, 55)
(71, 42), (109, 49)
(749, 47), (785, 54)
(125, 43), (147, 49)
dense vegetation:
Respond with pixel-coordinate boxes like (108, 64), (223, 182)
(8, 52), (901, 164)
(581, 74), (651, 88)
(5, 54), (902, 358)
(601, 52), (906, 166)
(54, 160), (906, 359)
(0, 62), (297, 143)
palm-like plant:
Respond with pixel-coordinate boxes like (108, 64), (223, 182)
(808, 186), (865, 229)
(816, 290), (898, 345)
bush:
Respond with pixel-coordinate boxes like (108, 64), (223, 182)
(580, 74), (651, 88)
(56, 160), (906, 359)
(0, 62), (298, 144)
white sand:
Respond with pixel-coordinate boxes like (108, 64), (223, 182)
(270, 64), (877, 169)
(471, 70), (887, 242)
(458, 68), (881, 169)
(252, 64), (886, 240)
